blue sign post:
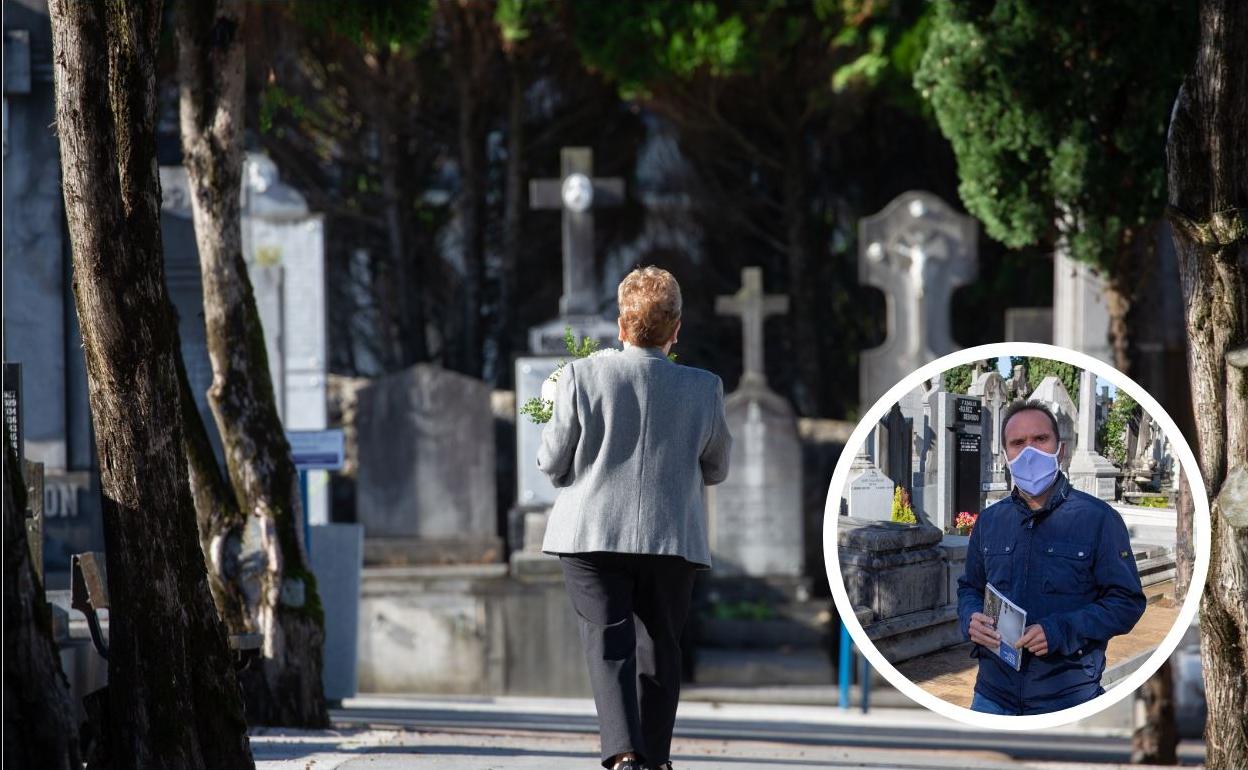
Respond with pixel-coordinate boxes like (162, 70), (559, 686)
(287, 429), (345, 553)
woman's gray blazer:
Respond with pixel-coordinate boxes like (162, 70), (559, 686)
(538, 344), (732, 569)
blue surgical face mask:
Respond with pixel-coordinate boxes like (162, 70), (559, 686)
(1008, 444), (1061, 497)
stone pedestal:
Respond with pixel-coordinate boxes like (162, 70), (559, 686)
(836, 519), (944, 621)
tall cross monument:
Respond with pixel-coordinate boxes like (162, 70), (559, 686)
(527, 147), (624, 352)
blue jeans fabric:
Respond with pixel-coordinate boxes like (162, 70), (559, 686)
(970, 691), (1022, 715)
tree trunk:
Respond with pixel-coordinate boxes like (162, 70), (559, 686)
(177, 0), (329, 727)
(1165, 2), (1248, 767)
(47, 0), (255, 766)
(498, 57), (525, 387)
(1131, 658), (1178, 764)
(173, 331), (251, 636)
(4, 437), (81, 769)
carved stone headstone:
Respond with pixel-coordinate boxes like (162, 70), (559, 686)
(923, 391), (985, 530)
(1068, 368), (1117, 500)
(708, 268), (803, 576)
(356, 364), (501, 564)
(858, 192), (978, 406)
(1030, 375), (1077, 473)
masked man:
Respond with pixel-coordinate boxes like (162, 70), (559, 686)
(957, 399), (1146, 715)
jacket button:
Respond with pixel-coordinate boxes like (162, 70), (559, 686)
(1078, 551), (1084, 557)
(1047, 547), (1053, 553)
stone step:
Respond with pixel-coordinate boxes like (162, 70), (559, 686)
(692, 647), (834, 687)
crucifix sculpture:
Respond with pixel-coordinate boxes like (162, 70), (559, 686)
(529, 147), (625, 317)
(716, 267), (789, 390)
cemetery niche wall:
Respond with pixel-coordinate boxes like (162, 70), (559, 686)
(833, 359), (1181, 671)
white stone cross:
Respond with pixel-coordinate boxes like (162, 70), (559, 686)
(716, 267), (789, 389)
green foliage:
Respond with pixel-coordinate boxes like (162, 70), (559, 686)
(293, 0), (433, 54)
(891, 485), (916, 524)
(708, 600), (776, 621)
(259, 83), (307, 135)
(1136, 494), (1171, 509)
(1099, 391), (1139, 467)
(944, 364), (975, 394)
(914, 0), (1198, 272)
(570, 0), (930, 102)
(495, 0), (555, 47)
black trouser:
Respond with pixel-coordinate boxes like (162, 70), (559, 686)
(560, 552), (697, 769)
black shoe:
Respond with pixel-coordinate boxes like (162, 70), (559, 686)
(648, 763), (673, 770)
(610, 760), (643, 770)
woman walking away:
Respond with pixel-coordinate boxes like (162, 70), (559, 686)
(538, 266), (732, 770)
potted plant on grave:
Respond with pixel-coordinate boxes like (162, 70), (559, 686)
(954, 511), (978, 536)
(890, 486), (917, 524)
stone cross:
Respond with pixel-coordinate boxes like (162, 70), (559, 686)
(715, 267), (789, 389)
(529, 147), (625, 317)
(858, 192), (978, 406)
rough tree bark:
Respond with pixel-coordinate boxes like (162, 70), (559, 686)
(47, 0), (255, 766)
(174, 334), (250, 636)
(1165, 1), (1248, 767)
(4, 435), (81, 769)
(176, 0), (329, 727)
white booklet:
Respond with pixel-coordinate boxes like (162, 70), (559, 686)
(984, 582), (1027, 671)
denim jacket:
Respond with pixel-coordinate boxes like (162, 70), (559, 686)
(957, 474), (1147, 714)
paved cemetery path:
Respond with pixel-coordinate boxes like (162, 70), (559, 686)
(250, 693), (1205, 770)
(898, 581), (1182, 708)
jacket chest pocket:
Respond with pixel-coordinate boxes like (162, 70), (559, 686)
(982, 541), (1015, 592)
(1042, 542), (1095, 594)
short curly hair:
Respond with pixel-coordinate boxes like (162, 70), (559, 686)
(617, 266), (682, 347)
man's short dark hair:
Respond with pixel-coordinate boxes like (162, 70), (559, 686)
(1001, 399), (1062, 444)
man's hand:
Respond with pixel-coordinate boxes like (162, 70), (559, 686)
(969, 612), (1000, 651)
(1018, 624), (1049, 656)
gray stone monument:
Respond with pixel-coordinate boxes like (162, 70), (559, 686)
(513, 148), (627, 543)
(708, 267), (803, 576)
(969, 371), (1011, 503)
(922, 391), (985, 530)
(356, 364), (501, 565)
(858, 192), (978, 406)
(1054, 247), (1113, 365)
(1068, 368), (1117, 500)
(526, 147), (625, 353)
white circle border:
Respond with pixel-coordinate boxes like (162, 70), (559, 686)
(822, 342), (1211, 730)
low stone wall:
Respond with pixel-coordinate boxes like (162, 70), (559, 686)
(357, 560), (591, 696)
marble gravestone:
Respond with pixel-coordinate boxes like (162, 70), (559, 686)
(514, 148), (626, 546)
(1068, 368), (1118, 500)
(1030, 375), (1077, 473)
(880, 403), (912, 496)
(1054, 248), (1113, 365)
(844, 443), (896, 522)
(709, 267), (803, 576)
(858, 192), (978, 406)
(356, 364), (501, 565)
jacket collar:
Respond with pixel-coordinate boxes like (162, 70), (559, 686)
(622, 345), (670, 361)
